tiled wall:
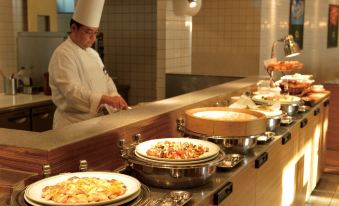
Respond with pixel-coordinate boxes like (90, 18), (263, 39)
(0, 0), (16, 89)
(191, 0), (261, 77)
(157, 0), (192, 100)
(159, 0), (192, 74)
(101, 0), (157, 105)
(2, 0), (339, 94)
(0, 0), (70, 93)
(260, 0), (339, 83)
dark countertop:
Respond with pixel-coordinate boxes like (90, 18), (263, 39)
(145, 102), (325, 206)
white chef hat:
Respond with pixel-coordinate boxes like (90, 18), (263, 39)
(72, 0), (105, 28)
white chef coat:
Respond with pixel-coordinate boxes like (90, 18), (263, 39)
(48, 37), (119, 129)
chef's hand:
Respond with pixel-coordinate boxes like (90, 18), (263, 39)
(99, 95), (128, 110)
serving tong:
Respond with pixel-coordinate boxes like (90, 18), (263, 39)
(150, 191), (192, 206)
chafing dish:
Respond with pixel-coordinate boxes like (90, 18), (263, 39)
(217, 154), (244, 170)
(118, 137), (225, 189)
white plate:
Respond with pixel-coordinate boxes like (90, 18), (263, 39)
(252, 94), (301, 105)
(250, 109), (283, 118)
(24, 172), (141, 206)
(135, 138), (220, 162)
(134, 149), (219, 165)
(24, 188), (141, 206)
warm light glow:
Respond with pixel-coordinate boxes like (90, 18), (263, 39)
(311, 124), (322, 191)
(303, 141), (312, 199)
(188, 0), (197, 8)
(282, 160), (296, 206)
(319, 21), (327, 27)
(286, 52), (300, 58)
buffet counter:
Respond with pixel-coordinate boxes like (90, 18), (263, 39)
(0, 93), (52, 112)
(0, 76), (330, 206)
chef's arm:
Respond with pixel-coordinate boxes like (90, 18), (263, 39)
(99, 95), (128, 110)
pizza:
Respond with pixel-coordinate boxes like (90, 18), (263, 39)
(146, 141), (209, 160)
(41, 176), (127, 204)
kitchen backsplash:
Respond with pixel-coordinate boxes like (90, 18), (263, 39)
(2, 0), (339, 101)
(0, 0), (16, 87)
(101, 0), (158, 105)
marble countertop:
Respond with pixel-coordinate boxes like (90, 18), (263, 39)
(0, 93), (52, 112)
(0, 76), (263, 151)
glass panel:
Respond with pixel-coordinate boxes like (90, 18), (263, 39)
(57, 0), (74, 13)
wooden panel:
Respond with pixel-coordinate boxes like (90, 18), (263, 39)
(316, 105), (326, 183)
(255, 141), (284, 206)
(255, 129), (298, 206)
(47, 127), (126, 174)
(294, 155), (307, 206)
(323, 84), (339, 174)
(0, 146), (48, 174)
(220, 165), (256, 206)
(323, 84), (339, 150)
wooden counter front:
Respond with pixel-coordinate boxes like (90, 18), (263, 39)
(0, 77), (261, 175)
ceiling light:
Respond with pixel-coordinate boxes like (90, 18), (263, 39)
(188, 0), (197, 8)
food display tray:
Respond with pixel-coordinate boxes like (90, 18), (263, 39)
(257, 132), (275, 145)
(298, 105), (311, 113)
(150, 190), (192, 206)
(280, 116), (294, 126)
(217, 154), (244, 170)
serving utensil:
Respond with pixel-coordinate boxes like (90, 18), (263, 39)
(151, 190), (191, 206)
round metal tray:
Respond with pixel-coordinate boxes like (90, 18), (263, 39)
(123, 149), (225, 189)
(10, 183), (151, 206)
(125, 148), (225, 168)
(181, 128), (259, 154)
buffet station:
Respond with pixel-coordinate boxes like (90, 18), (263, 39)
(0, 75), (330, 206)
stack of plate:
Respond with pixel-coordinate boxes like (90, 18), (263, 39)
(24, 172), (141, 206)
(252, 94), (301, 106)
(134, 138), (220, 165)
(250, 108), (283, 118)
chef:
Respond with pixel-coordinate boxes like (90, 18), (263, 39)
(49, 0), (128, 129)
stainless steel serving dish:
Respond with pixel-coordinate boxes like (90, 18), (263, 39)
(281, 103), (299, 116)
(266, 115), (282, 132)
(195, 134), (257, 154)
(122, 149), (225, 189)
(176, 118), (258, 154)
(180, 128), (258, 154)
(118, 137), (225, 189)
